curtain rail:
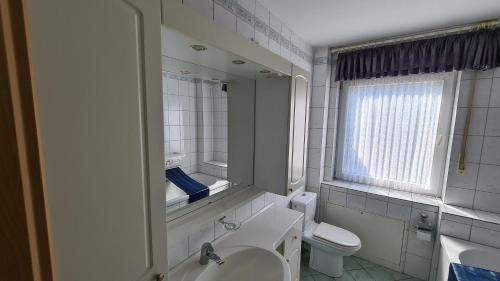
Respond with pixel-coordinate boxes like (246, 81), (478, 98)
(331, 19), (500, 54)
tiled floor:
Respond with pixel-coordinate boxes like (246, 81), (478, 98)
(300, 249), (422, 281)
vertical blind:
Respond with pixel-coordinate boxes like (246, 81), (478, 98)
(338, 75), (444, 194)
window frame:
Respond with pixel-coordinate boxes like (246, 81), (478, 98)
(333, 72), (458, 196)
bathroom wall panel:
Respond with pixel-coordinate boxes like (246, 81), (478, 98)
(325, 203), (407, 271)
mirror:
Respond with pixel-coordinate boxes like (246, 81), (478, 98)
(162, 26), (280, 215)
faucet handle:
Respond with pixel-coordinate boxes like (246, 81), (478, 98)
(201, 242), (214, 253)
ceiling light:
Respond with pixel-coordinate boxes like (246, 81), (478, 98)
(232, 60), (245, 65)
(259, 69), (271, 74)
(211, 78), (220, 81)
(190, 44), (207, 51)
(180, 70), (191, 75)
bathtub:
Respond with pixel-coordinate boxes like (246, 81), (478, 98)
(437, 235), (500, 281)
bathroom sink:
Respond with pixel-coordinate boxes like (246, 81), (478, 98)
(180, 246), (290, 281)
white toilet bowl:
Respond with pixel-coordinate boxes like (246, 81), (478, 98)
(290, 192), (362, 277)
(303, 221), (361, 277)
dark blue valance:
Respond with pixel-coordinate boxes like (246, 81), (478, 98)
(335, 27), (500, 81)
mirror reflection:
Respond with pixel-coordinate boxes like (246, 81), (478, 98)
(163, 67), (231, 213)
(162, 26), (288, 214)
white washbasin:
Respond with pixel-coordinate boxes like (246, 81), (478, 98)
(174, 246), (290, 281)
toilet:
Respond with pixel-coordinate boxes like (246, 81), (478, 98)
(291, 192), (361, 277)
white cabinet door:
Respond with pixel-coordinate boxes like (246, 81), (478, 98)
(287, 248), (300, 281)
(25, 0), (166, 280)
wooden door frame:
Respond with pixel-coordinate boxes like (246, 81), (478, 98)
(0, 0), (53, 280)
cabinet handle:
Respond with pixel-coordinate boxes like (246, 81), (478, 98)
(154, 273), (165, 281)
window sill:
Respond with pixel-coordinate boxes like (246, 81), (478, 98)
(321, 179), (442, 209)
(442, 204), (500, 226)
(204, 161), (228, 168)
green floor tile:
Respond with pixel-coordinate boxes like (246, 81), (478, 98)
(301, 264), (314, 275)
(348, 269), (375, 281)
(335, 271), (356, 281)
(365, 266), (410, 281)
(301, 276), (315, 281)
(344, 256), (363, 270)
(353, 257), (379, 269)
(313, 273), (335, 281)
(300, 250), (416, 281)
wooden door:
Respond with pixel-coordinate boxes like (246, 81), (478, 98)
(24, 0), (166, 280)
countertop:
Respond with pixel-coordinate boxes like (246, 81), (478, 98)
(216, 203), (303, 250)
(168, 203), (303, 279)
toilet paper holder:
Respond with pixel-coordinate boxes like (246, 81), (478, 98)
(413, 212), (434, 241)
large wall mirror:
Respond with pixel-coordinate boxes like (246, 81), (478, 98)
(162, 27), (283, 218)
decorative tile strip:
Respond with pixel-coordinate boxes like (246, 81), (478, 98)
(269, 27), (280, 43)
(214, 0), (234, 13)
(313, 56), (329, 65)
(234, 3), (254, 25)
(280, 35), (291, 50)
(165, 72), (201, 83)
(185, 0), (312, 64)
(254, 17), (268, 35)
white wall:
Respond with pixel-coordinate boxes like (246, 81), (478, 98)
(444, 68), (500, 214)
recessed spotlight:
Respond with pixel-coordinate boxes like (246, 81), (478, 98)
(232, 60), (245, 65)
(190, 44), (207, 51)
(259, 69), (271, 74)
(180, 70), (191, 75)
(211, 78), (220, 81)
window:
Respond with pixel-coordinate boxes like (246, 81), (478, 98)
(336, 73), (456, 196)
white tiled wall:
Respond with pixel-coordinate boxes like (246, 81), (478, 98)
(166, 192), (286, 270)
(440, 211), (500, 250)
(444, 68), (500, 214)
(196, 81), (228, 166)
(319, 182), (439, 280)
(163, 73), (198, 173)
(307, 45), (500, 281)
(163, 73), (227, 176)
(182, 0), (313, 72)
(212, 87), (228, 163)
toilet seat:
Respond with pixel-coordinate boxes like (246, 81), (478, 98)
(313, 222), (361, 248)
(304, 222), (361, 253)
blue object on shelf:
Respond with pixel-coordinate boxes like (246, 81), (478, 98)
(165, 167), (209, 203)
(448, 263), (500, 281)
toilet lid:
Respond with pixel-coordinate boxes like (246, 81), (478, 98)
(312, 222), (360, 248)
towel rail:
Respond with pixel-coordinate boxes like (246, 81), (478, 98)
(457, 71), (479, 175)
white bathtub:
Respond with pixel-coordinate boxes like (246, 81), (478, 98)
(437, 235), (500, 281)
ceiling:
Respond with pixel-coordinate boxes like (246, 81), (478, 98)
(259, 0), (500, 47)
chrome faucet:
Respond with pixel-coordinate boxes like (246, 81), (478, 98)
(199, 242), (224, 265)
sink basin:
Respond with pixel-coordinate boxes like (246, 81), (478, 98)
(177, 246), (290, 281)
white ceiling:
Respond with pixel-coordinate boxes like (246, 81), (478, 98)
(259, 0), (500, 47)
